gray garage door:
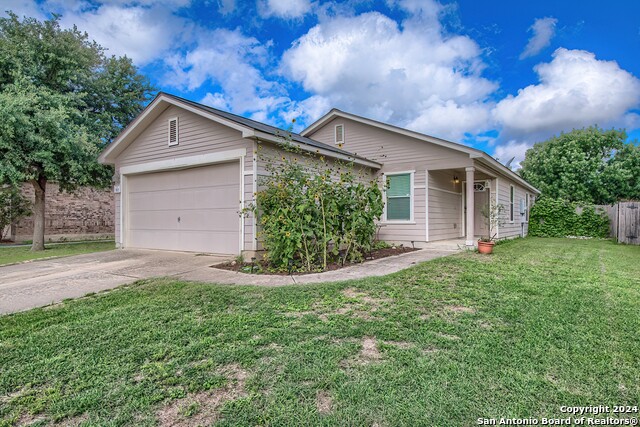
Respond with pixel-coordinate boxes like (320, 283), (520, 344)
(126, 162), (240, 254)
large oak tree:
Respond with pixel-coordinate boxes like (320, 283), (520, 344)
(519, 126), (640, 204)
(0, 13), (154, 250)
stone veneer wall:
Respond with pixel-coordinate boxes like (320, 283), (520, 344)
(12, 183), (114, 242)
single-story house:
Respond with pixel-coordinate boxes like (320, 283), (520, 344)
(98, 92), (540, 256)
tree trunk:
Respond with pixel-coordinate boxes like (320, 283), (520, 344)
(31, 176), (47, 252)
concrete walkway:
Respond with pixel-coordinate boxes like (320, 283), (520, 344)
(0, 241), (464, 315)
(181, 242), (464, 285)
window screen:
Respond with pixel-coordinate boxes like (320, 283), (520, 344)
(386, 174), (411, 220)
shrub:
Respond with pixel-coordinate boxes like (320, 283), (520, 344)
(529, 197), (609, 238)
(245, 136), (383, 272)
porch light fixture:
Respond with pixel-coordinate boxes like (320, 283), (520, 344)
(453, 175), (460, 184)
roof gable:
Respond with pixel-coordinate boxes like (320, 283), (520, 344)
(98, 93), (254, 164)
(99, 93), (381, 168)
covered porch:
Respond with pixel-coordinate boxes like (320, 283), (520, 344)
(427, 164), (498, 247)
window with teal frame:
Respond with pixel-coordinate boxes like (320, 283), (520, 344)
(386, 173), (411, 220)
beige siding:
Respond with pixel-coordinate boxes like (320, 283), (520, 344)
(307, 117), (472, 243)
(307, 117), (472, 171)
(114, 105), (255, 252)
(428, 171), (464, 240)
(497, 176), (531, 239)
(117, 105), (253, 167)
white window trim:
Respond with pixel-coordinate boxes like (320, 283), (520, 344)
(382, 170), (415, 224)
(334, 124), (344, 145)
(525, 192), (530, 223)
(509, 184), (515, 223)
(168, 117), (179, 146)
(119, 148), (246, 175)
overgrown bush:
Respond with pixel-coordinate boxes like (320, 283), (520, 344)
(0, 186), (31, 241)
(246, 137), (383, 272)
(529, 197), (609, 238)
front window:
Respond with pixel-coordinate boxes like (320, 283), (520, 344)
(386, 173), (411, 221)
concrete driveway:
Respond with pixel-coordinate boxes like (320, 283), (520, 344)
(1, 241), (463, 315)
(0, 249), (230, 315)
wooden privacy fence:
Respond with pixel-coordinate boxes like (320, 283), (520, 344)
(596, 202), (640, 245)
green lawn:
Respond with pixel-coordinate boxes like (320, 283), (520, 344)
(1, 238), (639, 426)
(0, 241), (115, 266)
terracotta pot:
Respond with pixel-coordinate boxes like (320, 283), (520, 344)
(477, 240), (495, 254)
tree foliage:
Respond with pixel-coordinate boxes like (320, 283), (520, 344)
(0, 13), (154, 250)
(246, 138), (384, 272)
(519, 126), (640, 204)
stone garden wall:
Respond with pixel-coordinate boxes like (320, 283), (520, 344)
(11, 183), (114, 242)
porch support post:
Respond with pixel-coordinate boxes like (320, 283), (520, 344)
(465, 166), (475, 247)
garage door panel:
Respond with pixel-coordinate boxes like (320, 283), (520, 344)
(126, 162), (240, 254)
(178, 186), (239, 210)
(129, 190), (183, 212)
(129, 230), (179, 251)
(178, 209), (238, 231)
(178, 163), (239, 188)
(177, 230), (238, 254)
(129, 172), (178, 192)
(129, 210), (180, 231)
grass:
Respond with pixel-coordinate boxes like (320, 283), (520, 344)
(0, 241), (115, 266)
(0, 237), (639, 426)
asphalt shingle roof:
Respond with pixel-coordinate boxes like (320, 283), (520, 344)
(161, 92), (377, 165)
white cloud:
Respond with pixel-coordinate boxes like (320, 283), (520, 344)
(200, 92), (231, 111)
(0, 0), (47, 19)
(404, 100), (492, 141)
(622, 112), (640, 129)
(3, 1), (191, 66)
(520, 17), (557, 59)
(494, 48), (640, 138)
(165, 28), (289, 118)
(258, 0), (311, 19)
(492, 140), (531, 170)
(280, 95), (331, 130)
(281, 5), (498, 140)
(56, 3), (186, 65)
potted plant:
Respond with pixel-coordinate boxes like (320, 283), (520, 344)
(478, 199), (505, 254)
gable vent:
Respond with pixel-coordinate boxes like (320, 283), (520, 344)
(335, 124), (344, 145)
(168, 117), (179, 146)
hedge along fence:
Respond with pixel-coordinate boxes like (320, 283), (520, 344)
(529, 198), (610, 238)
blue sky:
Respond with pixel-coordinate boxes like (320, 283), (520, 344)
(5, 0), (640, 166)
